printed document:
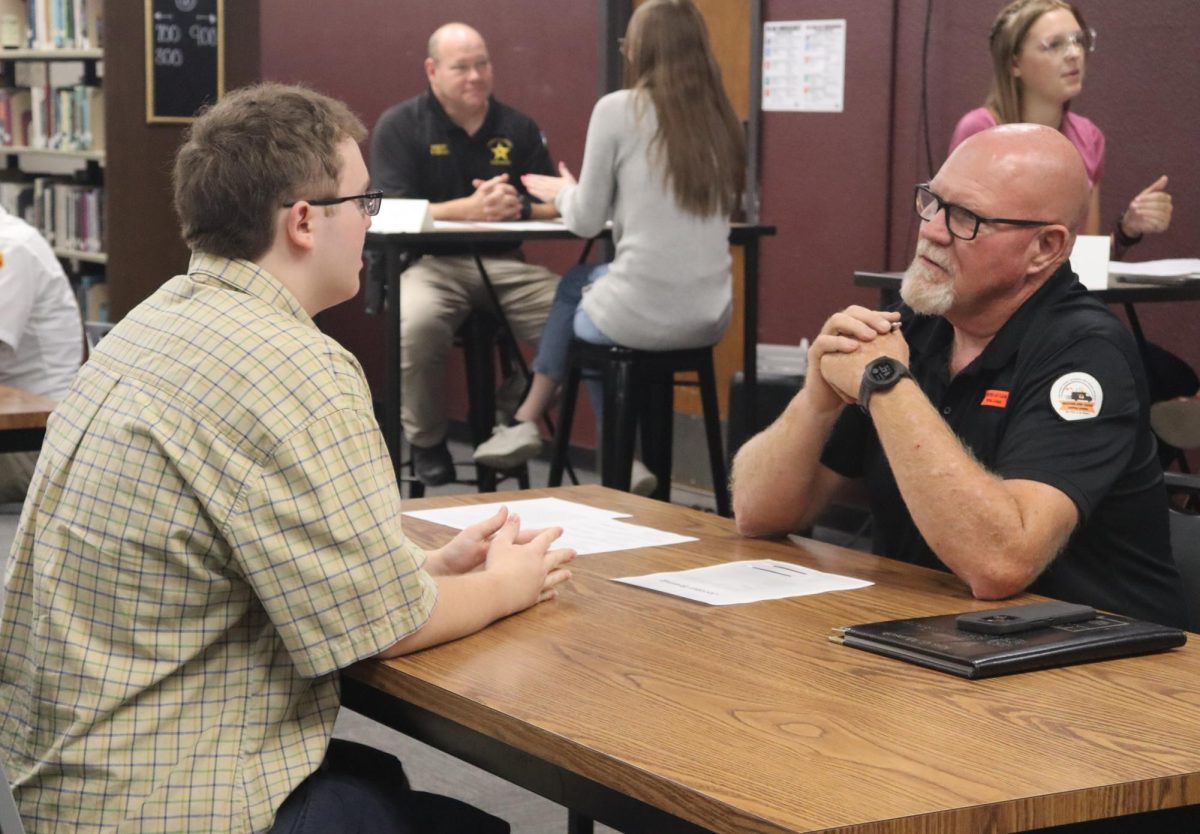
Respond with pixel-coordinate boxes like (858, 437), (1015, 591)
(403, 497), (698, 556)
(615, 559), (873, 605)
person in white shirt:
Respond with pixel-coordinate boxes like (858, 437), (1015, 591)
(0, 206), (82, 501)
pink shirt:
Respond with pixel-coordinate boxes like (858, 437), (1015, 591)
(948, 107), (1106, 189)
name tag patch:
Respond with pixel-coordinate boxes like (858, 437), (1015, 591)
(980, 389), (1009, 408)
(429, 143), (450, 156)
(1050, 372), (1103, 421)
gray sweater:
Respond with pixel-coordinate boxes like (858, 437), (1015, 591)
(554, 89), (732, 350)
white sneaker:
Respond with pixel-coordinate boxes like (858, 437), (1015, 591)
(630, 459), (658, 497)
(473, 421), (543, 469)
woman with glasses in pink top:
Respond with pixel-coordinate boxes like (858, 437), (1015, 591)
(949, 0), (1172, 258)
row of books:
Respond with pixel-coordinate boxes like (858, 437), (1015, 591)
(77, 271), (106, 322)
(0, 175), (104, 253)
(0, 0), (101, 50)
(0, 82), (102, 150)
(0, 60), (102, 150)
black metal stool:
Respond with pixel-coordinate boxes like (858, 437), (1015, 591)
(405, 312), (530, 498)
(547, 339), (730, 516)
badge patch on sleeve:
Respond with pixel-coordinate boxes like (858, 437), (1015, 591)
(1050, 372), (1103, 421)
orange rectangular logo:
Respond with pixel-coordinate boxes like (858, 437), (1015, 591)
(981, 389), (1009, 408)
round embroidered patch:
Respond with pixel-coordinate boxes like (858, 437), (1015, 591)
(1050, 372), (1103, 421)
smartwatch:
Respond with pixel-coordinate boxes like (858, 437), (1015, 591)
(857, 356), (911, 413)
(519, 193), (533, 221)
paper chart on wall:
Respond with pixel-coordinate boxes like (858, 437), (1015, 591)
(762, 19), (846, 113)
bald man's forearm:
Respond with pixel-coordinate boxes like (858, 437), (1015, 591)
(732, 388), (846, 537)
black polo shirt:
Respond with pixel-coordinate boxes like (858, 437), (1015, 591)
(369, 89), (554, 255)
(821, 263), (1187, 627)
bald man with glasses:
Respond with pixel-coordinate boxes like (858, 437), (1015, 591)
(733, 124), (1186, 629)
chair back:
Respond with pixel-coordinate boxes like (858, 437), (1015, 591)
(1165, 472), (1200, 632)
(0, 761), (26, 834)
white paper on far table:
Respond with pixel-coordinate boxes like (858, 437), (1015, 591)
(614, 559), (873, 605)
(469, 219), (569, 232)
(1109, 258), (1200, 278)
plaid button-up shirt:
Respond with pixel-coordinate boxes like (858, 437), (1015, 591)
(1, 254), (437, 832)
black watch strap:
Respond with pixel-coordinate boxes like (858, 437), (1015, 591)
(857, 357), (911, 413)
(519, 193), (533, 220)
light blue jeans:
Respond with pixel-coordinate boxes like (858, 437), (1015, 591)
(532, 262), (615, 422)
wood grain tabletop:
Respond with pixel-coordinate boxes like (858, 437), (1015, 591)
(0, 384), (56, 430)
(348, 485), (1200, 834)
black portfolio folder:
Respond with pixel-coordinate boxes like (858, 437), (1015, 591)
(832, 612), (1187, 679)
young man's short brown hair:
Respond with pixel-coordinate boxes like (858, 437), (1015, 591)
(173, 83), (367, 261)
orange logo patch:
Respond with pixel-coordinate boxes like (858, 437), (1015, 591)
(980, 389), (1009, 408)
(1049, 372), (1103, 421)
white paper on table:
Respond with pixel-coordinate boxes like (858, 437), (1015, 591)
(372, 199), (434, 233)
(431, 220), (483, 230)
(1109, 258), (1200, 278)
(403, 497), (627, 531)
(553, 519), (697, 556)
(614, 559), (873, 605)
(469, 219), (569, 232)
(402, 497), (697, 556)
(1068, 234), (1111, 290)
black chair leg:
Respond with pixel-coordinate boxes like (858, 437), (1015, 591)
(601, 356), (636, 491)
(698, 355), (730, 516)
(548, 367), (582, 487)
(462, 317), (499, 492)
(640, 371), (674, 501)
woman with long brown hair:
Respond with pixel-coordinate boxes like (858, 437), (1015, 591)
(473, 0), (745, 479)
(949, 0), (1171, 257)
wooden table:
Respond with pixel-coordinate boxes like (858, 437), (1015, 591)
(343, 485), (1200, 834)
(0, 384), (56, 452)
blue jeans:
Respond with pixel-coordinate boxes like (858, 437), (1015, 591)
(533, 262), (615, 422)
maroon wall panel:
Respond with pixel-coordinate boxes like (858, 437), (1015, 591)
(260, 0), (600, 426)
(757, 1), (898, 350)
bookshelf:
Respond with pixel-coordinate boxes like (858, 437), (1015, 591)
(0, 0), (106, 319)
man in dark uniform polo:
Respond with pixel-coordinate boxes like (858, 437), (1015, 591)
(370, 22), (559, 485)
(732, 124), (1187, 629)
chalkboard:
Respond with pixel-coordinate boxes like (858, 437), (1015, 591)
(145, 0), (224, 124)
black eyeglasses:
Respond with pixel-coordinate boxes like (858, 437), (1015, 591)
(914, 184), (1050, 241)
(282, 191), (383, 217)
